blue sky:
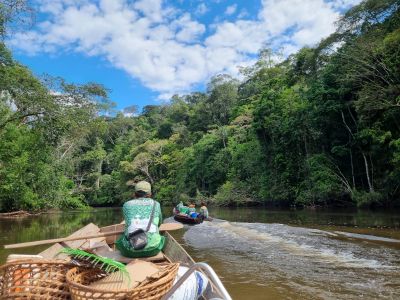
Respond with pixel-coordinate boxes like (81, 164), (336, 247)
(9, 0), (361, 111)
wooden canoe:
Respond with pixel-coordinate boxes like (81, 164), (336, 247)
(172, 208), (205, 225)
(173, 214), (204, 224)
(7, 222), (226, 299)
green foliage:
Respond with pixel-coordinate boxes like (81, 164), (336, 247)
(182, 132), (230, 196)
(1, 0), (400, 211)
(60, 248), (130, 281)
(0, 124), (49, 211)
(157, 122), (173, 139)
(297, 155), (348, 206)
(353, 191), (384, 208)
(0, 42), (111, 211)
(0, 0), (32, 38)
(56, 176), (87, 209)
(96, 172), (122, 205)
(214, 181), (257, 206)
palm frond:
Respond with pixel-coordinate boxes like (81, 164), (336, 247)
(59, 248), (130, 283)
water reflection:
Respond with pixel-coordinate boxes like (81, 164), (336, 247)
(0, 208), (123, 262)
(1, 207), (400, 300)
(209, 207), (400, 228)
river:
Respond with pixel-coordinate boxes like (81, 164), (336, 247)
(1, 207), (399, 299)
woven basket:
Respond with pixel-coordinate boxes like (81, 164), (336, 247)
(129, 263), (179, 300)
(67, 263), (179, 300)
(0, 260), (72, 300)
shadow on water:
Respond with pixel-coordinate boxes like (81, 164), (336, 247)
(1, 206), (400, 299)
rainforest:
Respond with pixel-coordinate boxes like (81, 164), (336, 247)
(0, 0), (399, 212)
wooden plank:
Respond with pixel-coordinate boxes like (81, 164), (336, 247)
(38, 223), (103, 260)
(99, 223), (184, 245)
(140, 251), (166, 262)
(6, 229), (113, 249)
(90, 241), (112, 251)
(99, 224), (124, 244)
(7, 254), (43, 262)
(99, 223), (124, 233)
(39, 243), (65, 260)
(92, 248), (132, 264)
(5, 223), (183, 250)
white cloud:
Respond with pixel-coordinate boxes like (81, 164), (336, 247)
(9, 0), (361, 100)
(173, 13), (206, 42)
(205, 20), (267, 54)
(259, 0), (338, 37)
(225, 4), (237, 15)
(237, 9), (249, 19)
(133, 0), (164, 22)
(195, 3), (208, 15)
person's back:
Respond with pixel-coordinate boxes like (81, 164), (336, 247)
(177, 202), (190, 214)
(116, 181), (165, 258)
(200, 201), (209, 219)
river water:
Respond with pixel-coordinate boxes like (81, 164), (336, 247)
(1, 207), (399, 299)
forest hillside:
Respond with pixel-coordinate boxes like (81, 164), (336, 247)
(0, 0), (399, 211)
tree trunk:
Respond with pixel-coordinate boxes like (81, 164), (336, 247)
(349, 147), (356, 189)
(95, 159), (103, 189)
(141, 167), (154, 185)
(341, 110), (374, 192)
(362, 152), (374, 192)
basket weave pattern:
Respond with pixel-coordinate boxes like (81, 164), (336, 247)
(67, 263), (179, 300)
(0, 260), (72, 300)
(67, 268), (126, 300)
(129, 263), (179, 300)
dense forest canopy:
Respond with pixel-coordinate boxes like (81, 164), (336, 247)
(0, 0), (399, 212)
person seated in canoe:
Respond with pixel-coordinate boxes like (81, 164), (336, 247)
(116, 180), (165, 258)
(175, 201), (190, 215)
(187, 202), (199, 218)
(176, 201), (184, 211)
(199, 201), (209, 219)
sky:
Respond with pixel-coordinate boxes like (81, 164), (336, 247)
(8, 0), (362, 111)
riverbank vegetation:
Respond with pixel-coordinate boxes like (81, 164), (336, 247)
(0, 0), (399, 211)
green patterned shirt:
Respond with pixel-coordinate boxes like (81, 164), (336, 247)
(122, 198), (162, 236)
(116, 198), (165, 258)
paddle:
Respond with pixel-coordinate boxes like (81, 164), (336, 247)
(4, 222), (183, 249)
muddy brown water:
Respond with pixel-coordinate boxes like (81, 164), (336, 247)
(1, 207), (399, 299)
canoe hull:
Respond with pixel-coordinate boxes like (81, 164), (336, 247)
(173, 214), (203, 225)
(7, 222), (227, 299)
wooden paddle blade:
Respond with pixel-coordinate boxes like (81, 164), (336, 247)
(159, 223), (183, 231)
(4, 222), (183, 249)
(4, 230), (124, 249)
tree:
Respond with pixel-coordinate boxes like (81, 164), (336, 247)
(123, 140), (169, 186)
(0, 0), (33, 38)
(206, 74), (239, 126)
